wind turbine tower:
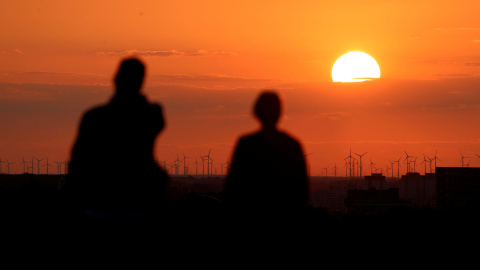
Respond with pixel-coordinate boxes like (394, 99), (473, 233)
(201, 149), (212, 175)
(20, 157), (26, 174)
(304, 153), (312, 177)
(64, 158), (69, 174)
(389, 160), (395, 178)
(354, 152), (367, 178)
(193, 158), (200, 175)
(460, 153), (470, 168)
(395, 158), (401, 178)
(421, 155), (428, 175)
(345, 149), (354, 178)
(404, 150), (415, 174)
(6, 159), (13, 174)
(369, 159), (375, 175)
(43, 158), (53, 175)
(182, 153), (191, 175)
(432, 151), (441, 173)
(224, 159), (231, 175)
(173, 154), (182, 175)
(34, 156), (44, 175)
(0, 158), (5, 174)
(54, 161), (64, 174)
(30, 157), (34, 174)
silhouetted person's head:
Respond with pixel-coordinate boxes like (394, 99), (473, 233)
(254, 91), (282, 129)
(114, 57), (145, 95)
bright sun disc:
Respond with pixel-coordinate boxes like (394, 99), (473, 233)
(332, 52), (380, 82)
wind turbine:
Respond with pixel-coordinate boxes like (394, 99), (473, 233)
(34, 156), (44, 175)
(0, 158), (5, 174)
(460, 153), (470, 168)
(173, 154), (182, 175)
(304, 153), (313, 177)
(6, 159), (14, 174)
(182, 152), (191, 175)
(20, 157), (26, 174)
(209, 156), (214, 176)
(222, 159), (231, 175)
(427, 156), (434, 173)
(201, 149), (212, 175)
(193, 158), (200, 175)
(352, 157), (358, 177)
(432, 150), (441, 173)
(29, 157), (34, 174)
(395, 158), (401, 178)
(404, 150), (415, 174)
(410, 157), (418, 173)
(64, 157), (69, 174)
(204, 149), (213, 176)
(43, 158), (53, 175)
(354, 152), (367, 178)
(420, 155), (429, 175)
(225, 159), (231, 175)
(345, 149), (354, 178)
(201, 155), (208, 175)
(54, 160), (64, 174)
(389, 160), (395, 178)
(160, 160), (169, 173)
(323, 166), (329, 177)
(369, 159), (375, 175)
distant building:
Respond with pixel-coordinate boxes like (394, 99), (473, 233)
(310, 185), (347, 214)
(398, 172), (436, 209)
(344, 187), (411, 217)
(361, 173), (388, 190)
(436, 167), (480, 211)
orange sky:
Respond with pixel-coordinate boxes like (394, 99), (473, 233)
(1, 1), (480, 175)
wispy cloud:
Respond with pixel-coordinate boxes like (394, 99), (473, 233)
(473, 40), (480, 43)
(465, 62), (480, 66)
(433, 27), (480, 31)
(448, 91), (470, 94)
(316, 112), (349, 121)
(97, 49), (238, 57)
(304, 140), (480, 145)
(0, 85), (54, 101)
(195, 114), (250, 120)
(15, 48), (24, 54)
(21, 71), (75, 75)
(153, 73), (278, 82)
(433, 73), (474, 78)
(415, 59), (458, 65)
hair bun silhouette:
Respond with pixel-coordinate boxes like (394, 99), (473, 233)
(254, 91), (282, 126)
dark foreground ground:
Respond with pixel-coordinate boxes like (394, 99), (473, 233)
(0, 174), (479, 257)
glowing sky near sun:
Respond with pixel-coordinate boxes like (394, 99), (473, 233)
(1, 1), (480, 175)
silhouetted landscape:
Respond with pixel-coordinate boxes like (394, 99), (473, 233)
(1, 169), (479, 243)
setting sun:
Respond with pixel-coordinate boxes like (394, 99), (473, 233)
(332, 52), (381, 82)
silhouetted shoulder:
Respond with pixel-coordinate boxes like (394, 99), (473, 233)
(237, 130), (303, 153)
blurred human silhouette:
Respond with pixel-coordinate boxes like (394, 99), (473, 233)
(67, 57), (168, 220)
(225, 91), (309, 221)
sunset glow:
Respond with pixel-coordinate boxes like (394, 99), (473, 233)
(332, 52), (381, 82)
